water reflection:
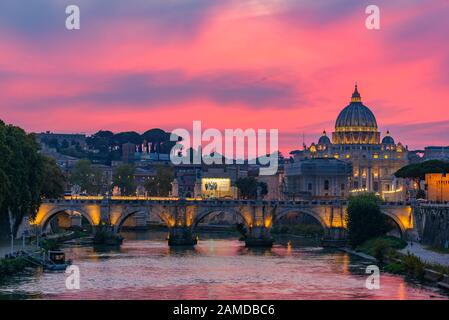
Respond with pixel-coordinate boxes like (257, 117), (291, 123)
(0, 230), (447, 300)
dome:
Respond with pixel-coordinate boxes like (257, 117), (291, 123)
(382, 131), (395, 144)
(318, 130), (331, 145)
(335, 85), (378, 130)
(332, 84), (380, 145)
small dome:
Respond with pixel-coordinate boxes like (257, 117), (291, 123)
(382, 131), (395, 144)
(318, 130), (331, 145)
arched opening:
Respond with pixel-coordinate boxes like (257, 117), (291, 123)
(116, 210), (166, 241)
(192, 209), (248, 242)
(382, 213), (404, 239)
(273, 210), (326, 241)
(42, 210), (93, 235)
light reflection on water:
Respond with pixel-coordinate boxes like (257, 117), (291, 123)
(0, 231), (447, 300)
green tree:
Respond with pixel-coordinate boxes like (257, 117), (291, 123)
(70, 159), (94, 194)
(39, 156), (65, 198)
(112, 164), (136, 196)
(346, 193), (388, 248)
(0, 121), (43, 238)
(235, 177), (268, 199)
(70, 159), (106, 195)
(91, 166), (106, 195)
(144, 167), (174, 197)
(395, 160), (449, 191)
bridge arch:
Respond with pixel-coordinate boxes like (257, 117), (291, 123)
(40, 207), (94, 231)
(274, 208), (328, 230)
(381, 210), (406, 237)
(193, 208), (250, 230)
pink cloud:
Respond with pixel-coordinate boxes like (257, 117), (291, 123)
(0, 0), (448, 154)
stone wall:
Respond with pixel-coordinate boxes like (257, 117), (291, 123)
(413, 205), (449, 249)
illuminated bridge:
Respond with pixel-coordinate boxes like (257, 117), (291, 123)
(24, 197), (415, 247)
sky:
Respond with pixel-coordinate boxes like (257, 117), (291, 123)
(0, 0), (448, 154)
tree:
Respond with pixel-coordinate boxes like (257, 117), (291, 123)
(91, 166), (106, 195)
(39, 156), (65, 199)
(235, 177), (268, 199)
(0, 120), (68, 240)
(395, 160), (449, 191)
(144, 167), (174, 197)
(0, 121), (43, 238)
(346, 193), (388, 248)
(70, 159), (94, 194)
(112, 164), (136, 196)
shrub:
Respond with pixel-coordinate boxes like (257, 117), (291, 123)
(346, 193), (388, 248)
(402, 253), (425, 280)
(372, 239), (390, 264)
(384, 262), (406, 274)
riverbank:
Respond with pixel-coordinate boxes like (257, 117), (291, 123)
(0, 255), (36, 280)
(340, 236), (449, 293)
(400, 242), (449, 266)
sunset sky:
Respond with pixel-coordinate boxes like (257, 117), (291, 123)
(0, 0), (448, 154)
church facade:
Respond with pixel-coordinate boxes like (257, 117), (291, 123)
(291, 85), (408, 201)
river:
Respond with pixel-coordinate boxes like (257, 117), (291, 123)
(0, 231), (447, 300)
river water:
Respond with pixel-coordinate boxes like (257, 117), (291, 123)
(0, 231), (447, 300)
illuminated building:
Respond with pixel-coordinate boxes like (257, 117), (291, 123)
(292, 85), (408, 201)
(284, 158), (352, 199)
(425, 173), (449, 202)
(172, 163), (246, 199)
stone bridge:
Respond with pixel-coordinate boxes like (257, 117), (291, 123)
(25, 197), (414, 247)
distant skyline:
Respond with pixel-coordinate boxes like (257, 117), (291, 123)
(1, 0), (449, 154)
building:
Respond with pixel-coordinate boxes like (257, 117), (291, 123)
(425, 173), (449, 202)
(37, 132), (86, 149)
(122, 142), (136, 163)
(284, 158), (352, 199)
(257, 173), (285, 200)
(172, 163), (247, 199)
(292, 85), (408, 201)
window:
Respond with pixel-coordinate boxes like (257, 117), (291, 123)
(324, 180), (329, 190)
(373, 181), (379, 191)
(308, 183), (312, 191)
(353, 181), (359, 188)
(341, 183), (345, 190)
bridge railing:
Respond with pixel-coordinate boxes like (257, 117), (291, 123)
(41, 197), (414, 207)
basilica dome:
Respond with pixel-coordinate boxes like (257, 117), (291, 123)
(332, 85), (380, 145)
(335, 85), (377, 130)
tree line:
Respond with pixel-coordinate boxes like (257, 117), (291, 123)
(69, 159), (174, 197)
(44, 128), (179, 165)
(0, 120), (65, 239)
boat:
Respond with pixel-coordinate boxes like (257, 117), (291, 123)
(43, 250), (71, 271)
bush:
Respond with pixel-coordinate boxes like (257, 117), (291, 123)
(384, 262), (406, 274)
(40, 239), (60, 251)
(402, 253), (425, 280)
(347, 193), (389, 248)
(0, 257), (33, 279)
(372, 239), (390, 264)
